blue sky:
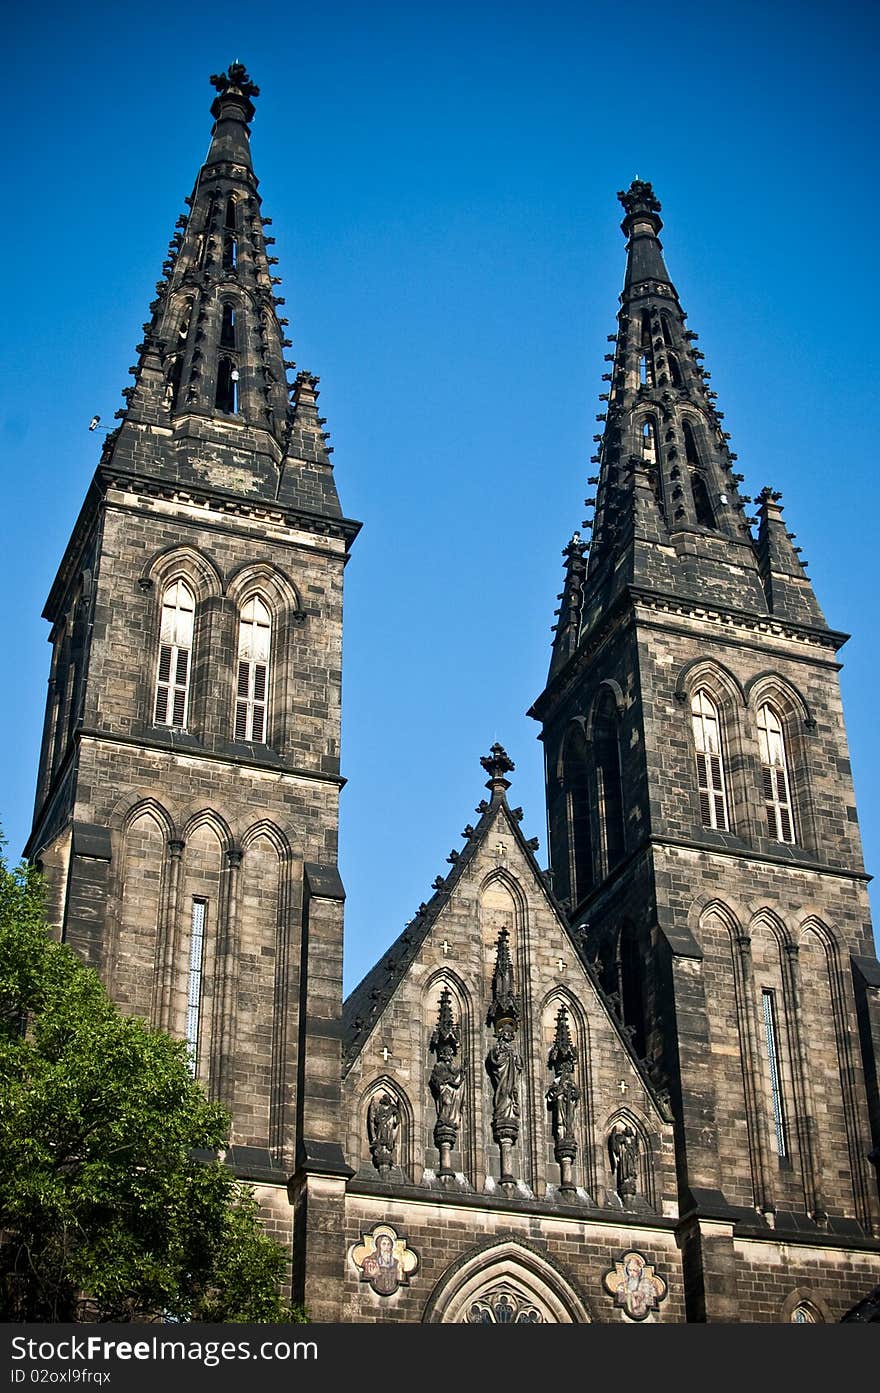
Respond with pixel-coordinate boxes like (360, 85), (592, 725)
(4, 0), (878, 991)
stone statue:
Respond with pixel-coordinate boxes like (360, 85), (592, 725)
(429, 988), (464, 1179)
(487, 1023), (522, 1125)
(430, 1047), (464, 1128)
(609, 1120), (639, 1200)
(367, 1090), (399, 1175)
(485, 927), (523, 1185)
(546, 1005), (579, 1193)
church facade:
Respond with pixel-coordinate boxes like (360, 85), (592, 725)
(26, 66), (880, 1323)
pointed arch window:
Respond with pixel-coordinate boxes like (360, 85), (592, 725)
(235, 596), (271, 742)
(223, 234), (237, 270)
(594, 690), (625, 875)
(660, 315), (674, 347)
(691, 470), (716, 528)
(220, 303), (236, 348)
(691, 690), (728, 830)
(216, 356), (239, 413)
(757, 704), (795, 842)
(641, 419), (657, 465)
(225, 196), (237, 230)
(186, 898), (207, 1075)
(154, 579), (195, 727)
(682, 418), (701, 466)
(167, 354), (184, 409)
(668, 354), (682, 388)
(562, 725), (593, 906)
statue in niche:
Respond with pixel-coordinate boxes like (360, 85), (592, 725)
(487, 1023), (523, 1125)
(485, 927), (523, 1185)
(546, 1005), (579, 1194)
(429, 988), (464, 1179)
(608, 1120), (639, 1200)
(367, 1090), (400, 1175)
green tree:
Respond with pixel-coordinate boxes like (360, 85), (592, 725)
(0, 849), (305, 1322)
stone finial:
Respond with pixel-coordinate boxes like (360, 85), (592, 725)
(210, 61), (260, 104)
(617, 179), (662, 218)
(481, 742), (515, 799)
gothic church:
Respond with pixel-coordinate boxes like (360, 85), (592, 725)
(26, 65), (880, 1323)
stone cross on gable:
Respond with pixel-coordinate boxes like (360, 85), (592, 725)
(381, 1046), (390, 1063)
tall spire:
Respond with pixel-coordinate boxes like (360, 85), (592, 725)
(541, 180), (827, 678)
(102, 65), (345, 522)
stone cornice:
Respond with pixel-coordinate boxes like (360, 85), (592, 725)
(531, 584), (847, 727)
(98, 465), (362, 547)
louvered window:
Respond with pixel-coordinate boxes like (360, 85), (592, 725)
(691, 690), (729, 830)
(235, 595), (271, 742)
(761, 988), (788, 1158)
(758, 704), (795, 842)
(154, 580), (194, 727)
(186, 898), (207, 1076)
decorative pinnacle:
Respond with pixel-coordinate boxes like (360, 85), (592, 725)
(430, 987), (460, 1058)
(617, 179), (664, 246)
(209, 62), (259, 121)
(481, 742), (515, 799)
(617, 178), (661, 217)
(548, 1004), (577, 1074)
(487, 927), (520, 1029)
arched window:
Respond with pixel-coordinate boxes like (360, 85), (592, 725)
(220, 303), (236, 348)
(660, 315), (674, 347)
(691, 470), (715, 528)
(215, 356), (239, 413)
(222, 234), (237, 270)
(154, 579), (195, 726)
(225, 196), (237, 230)
(167, 354), (184, 409)
(668, 354), (682, 388)
(641, 419), (657, 465)
(638, 354), (654, 388)
(757, 704), (795, 842)
(235, 596), (271, 742)
(593, 691), (625, 875)
(682, 419), (701, 466)
(691, 690), (729, 830)
(562, 726), (593, 905)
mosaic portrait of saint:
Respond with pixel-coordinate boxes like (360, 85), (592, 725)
(603, 1251), (667, 1321)
(351, 1223), (419, 1297)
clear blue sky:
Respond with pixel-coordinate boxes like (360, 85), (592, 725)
(4, 0), (878, 992)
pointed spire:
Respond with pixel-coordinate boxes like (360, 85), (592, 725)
(618, 179), (672, 290)
(480, 743), (514, 802)
(96, 67), (349, 527)
(547, 179), (773, 675)
(755, 487), (826, 627)
(207, 61), (259, 169)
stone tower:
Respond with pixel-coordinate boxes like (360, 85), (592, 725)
(529, 181), (880, 1320)
(25, 65), (359, 1279)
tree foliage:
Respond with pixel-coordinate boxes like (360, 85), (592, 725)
(0, 850), (305, 1322)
